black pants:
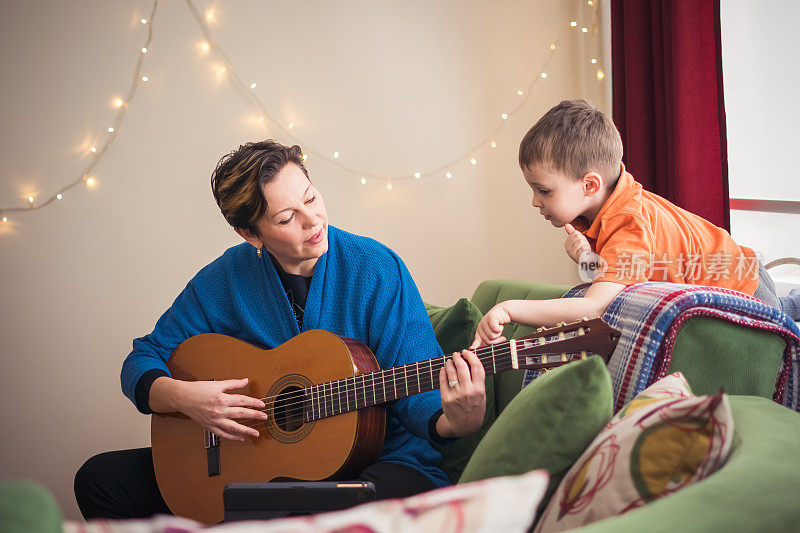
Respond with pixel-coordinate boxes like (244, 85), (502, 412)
(74, 447), (436, 520)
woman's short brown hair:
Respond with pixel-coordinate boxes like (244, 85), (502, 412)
(518, 99), (623, 185)
(211, 139), (308, 234)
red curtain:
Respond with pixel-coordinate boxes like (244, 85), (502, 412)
(611, 0), (730, 230)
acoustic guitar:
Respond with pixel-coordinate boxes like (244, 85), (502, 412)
(151, 317), (620, 524)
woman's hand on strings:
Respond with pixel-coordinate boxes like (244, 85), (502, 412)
(153, 377), (268, 441)
(436, 350), (486, 438)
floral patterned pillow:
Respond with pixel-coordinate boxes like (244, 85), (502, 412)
(535, 372), (734, 532)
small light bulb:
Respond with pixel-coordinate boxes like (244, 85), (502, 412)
(333, 152), (340, 159)
(258, 115), (265, 123)
(591, 58), (597, 64)
(250, 82), (257, 89)
(596, 69), (605, 81)
(570, 21), (577, 27)
(386, 181), (393, 190)
(90, 146), (97, 153)
(288, 122), (295, 129)
(581, 27), (588, 33)
(141, 47), (148, 53)
(114, 98), (124, 108)
(501, 113), (508, 119)
(205, 10), (214, 22)
(550, 43), (556, 50)
(108, 127), (114, 133)
(360, 177), (367, 185)
(490, 140), (497, 148)
(470, 158), (477, 165)
(588, 0), (594, 5)
(218, 66), (227, 74)
(28, 196), (34, 204)
(86, 177), (96, 187)
(200, 42), (210, 53)
(541, 72), (548, 78)
(302, 154), (308, 162)
(57, 193), (63, 200)
(445, 172), (453, 179)
(1, 216), (7, 223)
(517, 89), (523, 96)
(413, 172), (421, 179)
(140, 18), (148, 24)
(141, 75), (149, 82)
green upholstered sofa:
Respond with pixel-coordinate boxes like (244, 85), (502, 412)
(437, 279), (800, 532)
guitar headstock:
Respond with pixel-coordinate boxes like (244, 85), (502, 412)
(514, 317), (620, 371)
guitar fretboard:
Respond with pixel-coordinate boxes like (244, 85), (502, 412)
(302, 344), (518, 422)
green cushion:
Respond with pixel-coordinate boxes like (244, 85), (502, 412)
(425, 298), (483, 354)
(574, 396), (800, 532)
(458, 356), (613, 512)
(668, 316), (786, 398)
(425, 298), (492, 483)
(0, 481), (61, 533)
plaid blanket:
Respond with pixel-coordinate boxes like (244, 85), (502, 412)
(522, 282), (800, 412)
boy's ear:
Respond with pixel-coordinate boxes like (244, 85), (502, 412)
(581, 172), (604, 197)
(235, 227), (263, 250)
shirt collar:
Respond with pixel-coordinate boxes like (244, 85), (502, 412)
(582, 163), (633, 240)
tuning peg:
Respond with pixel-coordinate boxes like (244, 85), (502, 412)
(537, 326), (547, 333)
(582, 316), (589, 321)
(557, 321), (567, 327)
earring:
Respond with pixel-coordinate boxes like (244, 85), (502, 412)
(256, 247), (262, 258)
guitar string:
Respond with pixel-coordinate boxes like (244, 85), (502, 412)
(255, 335), (551, 404)
(255, 330), (583, 407)
(232, 351), (515, 430)
(231, 343), (593, 431)
(232, 357), (523, 433)
(230, 333), (594, 430)
(234, 353), (594, 434)
(256, 340), (532, 408)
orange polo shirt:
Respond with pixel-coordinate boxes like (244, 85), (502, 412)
(573, 165), (759, 295)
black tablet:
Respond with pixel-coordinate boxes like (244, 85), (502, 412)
(223, 481), (377, 522)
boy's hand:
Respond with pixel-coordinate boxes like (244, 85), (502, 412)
(470, 303), (510, 349)
(564, 223), (591, 263)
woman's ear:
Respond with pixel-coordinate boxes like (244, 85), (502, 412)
(234, 227), (263, 250)
(582, 172), (604, 197)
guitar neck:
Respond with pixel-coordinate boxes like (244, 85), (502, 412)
(304, 346), (513, 422)
(302, 317), (618, 423)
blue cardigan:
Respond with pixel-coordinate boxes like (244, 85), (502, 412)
(121, 226), (449, 487)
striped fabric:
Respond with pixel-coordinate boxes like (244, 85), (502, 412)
(522, 282), (800, 412)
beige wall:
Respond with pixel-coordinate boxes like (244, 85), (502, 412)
(0, 0), (610, 519)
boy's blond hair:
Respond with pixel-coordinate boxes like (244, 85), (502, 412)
(519, 99), (623, 185)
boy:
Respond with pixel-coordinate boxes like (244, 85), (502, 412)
(473, 99), (799, 348)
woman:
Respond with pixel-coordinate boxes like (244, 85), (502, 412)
(74, 140), (486, 519)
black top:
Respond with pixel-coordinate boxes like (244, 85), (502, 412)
(269, 252), (313, 330)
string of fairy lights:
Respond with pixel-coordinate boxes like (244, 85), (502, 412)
(0, 0), (605, 225)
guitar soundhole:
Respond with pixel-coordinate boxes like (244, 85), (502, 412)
(274, 386), (304, 432)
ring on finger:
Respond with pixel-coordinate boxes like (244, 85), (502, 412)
(448, 380), (459, 388)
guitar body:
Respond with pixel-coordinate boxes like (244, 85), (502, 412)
(151, 330), (386, 525)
